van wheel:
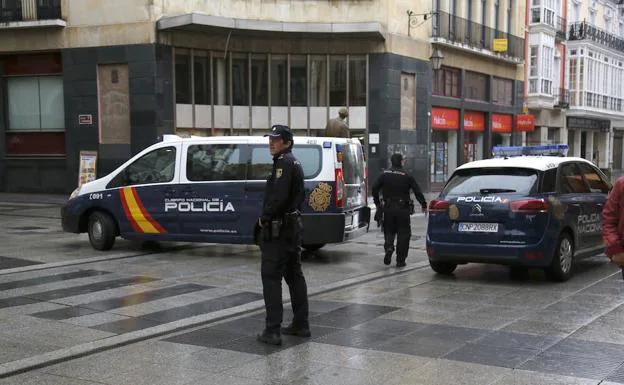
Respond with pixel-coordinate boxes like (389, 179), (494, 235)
(429, 260), (457, 275)
(545, 233), (574, 282)
(302, 244), (325, 252)
(88, 212), (116, 251)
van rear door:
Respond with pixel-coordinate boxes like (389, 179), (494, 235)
(338, 142), (369, 228)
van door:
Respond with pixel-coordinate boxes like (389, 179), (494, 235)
(176, 141), (248, 242)
(245, 143), (325, 238)
(339, 142), (368, 228)
(105, 145), (181, 237)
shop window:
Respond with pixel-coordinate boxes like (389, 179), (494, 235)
(310, 56), (327, 106)
(492, 77), (513, 105)
(251, 55), (268, 106)
(290, 55), (307, 106)
(175, 50), (191, 104)
(8, 76), (64, 131)
(465, 71), (488, 101)
(212, 56), (229, 105)
(271, 55), (287, 106)
(232, 54), (249, 106)
(330, 56), (347, 105)
(433, 66), (460, 98)
(193, 51), (211, 105)
(349, 57), (366, 106)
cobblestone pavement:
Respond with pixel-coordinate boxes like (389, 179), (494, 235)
(0, 196), (622, 384)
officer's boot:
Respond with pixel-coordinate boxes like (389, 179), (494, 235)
(384, 247), (394, 265)
(257, 329), (282, 345)
(281, 321), (311, 338)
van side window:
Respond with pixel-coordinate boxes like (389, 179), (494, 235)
(108, 146), (177, 188)
(186, 144), (246, 181)
(249, 145), (322, 180)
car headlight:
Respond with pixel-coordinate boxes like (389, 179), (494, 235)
(69, 186), (81, 200)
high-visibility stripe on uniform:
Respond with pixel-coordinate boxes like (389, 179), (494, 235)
(119, 187), (167, 234)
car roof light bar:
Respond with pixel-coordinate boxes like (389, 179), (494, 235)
(492, 144), (569, 158)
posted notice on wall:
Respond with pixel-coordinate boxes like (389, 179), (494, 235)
(78, 150), (98, 187)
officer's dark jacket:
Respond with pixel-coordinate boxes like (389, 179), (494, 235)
(371, 167), (427, 209)
(262, 149), (305, 219)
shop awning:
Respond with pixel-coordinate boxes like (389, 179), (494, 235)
(156, 13), (386, 40)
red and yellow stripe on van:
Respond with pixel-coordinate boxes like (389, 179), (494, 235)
(119, 187), (167, 234)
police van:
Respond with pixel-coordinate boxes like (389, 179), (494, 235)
(61, 135), (371, 251)
(426, 144), (611, 282)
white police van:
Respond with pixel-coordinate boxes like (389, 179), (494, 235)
(61, 135), (371, 251)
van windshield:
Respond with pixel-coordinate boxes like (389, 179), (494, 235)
(249, 145), (322, 180)
(341, 143), (365, 184)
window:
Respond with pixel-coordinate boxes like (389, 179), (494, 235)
(529, 46), (538, 77)
(213, 56), (229, 105)
(492, 77), (513, 105)
(232, 55), (248, 106)
(193, 51), (211, 105)
(310, 56), (327, 106)
(441, 168), (538, 197)
(541, 46), (553, 94)
(341, 143), (365, 185)
(186, 144), (246, 182)
(249, 145), (322, 180)
(578, 163), (610, 193)
(465, 71), (488, 101)
(559, 163), (590, 194)
(108, 147), (177, 188)
(7, 76), (65, 130)
(251, 55), (268, 105)
(290, 55), (307, 107)
(349, 57), (366, 106)
(540, 168), (557, 193)
(330, 56), (347, 105)
(271, 55), (287, 106)
(175, 50), (191, 104)
(433, 66), (460, 98)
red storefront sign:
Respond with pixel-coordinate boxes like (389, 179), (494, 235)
(515, 114), (535, 132)
(492, 114), (513, 133)
(431, 107), (459, 130)
(464, 111), (485, 132)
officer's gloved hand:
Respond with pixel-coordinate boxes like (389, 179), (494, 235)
(421, 205), (428, 214)
(259, 215), (271, 228)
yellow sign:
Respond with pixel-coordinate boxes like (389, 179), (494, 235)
(493, 38), (508, 52)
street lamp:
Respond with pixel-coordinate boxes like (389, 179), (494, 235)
(430, 48), (444, 71)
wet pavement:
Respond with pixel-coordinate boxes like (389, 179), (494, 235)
(0, 195), (622, 384)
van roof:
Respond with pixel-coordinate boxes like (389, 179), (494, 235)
(161, 134), (362, 145)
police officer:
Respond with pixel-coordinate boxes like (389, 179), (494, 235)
(255, 124), (310, 346)
(372, 153), (427, 267)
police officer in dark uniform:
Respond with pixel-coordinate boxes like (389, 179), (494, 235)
(372, 153), (427, 267)
(255, 124), (310, 346)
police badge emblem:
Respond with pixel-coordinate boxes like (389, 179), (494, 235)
(276, 168), (283, 178)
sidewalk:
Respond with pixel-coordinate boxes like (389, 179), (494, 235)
(0, 193), (68, 205)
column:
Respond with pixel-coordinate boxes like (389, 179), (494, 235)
(573, 130), (582, 157)
(448, 131), (458, 175)
(586, 131), (594, 162)
(539, 126), (548, 144)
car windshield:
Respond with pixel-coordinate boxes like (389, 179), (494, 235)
(441, 167), (538, 197)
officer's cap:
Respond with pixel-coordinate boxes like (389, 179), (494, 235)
(265, 124), (293, 142)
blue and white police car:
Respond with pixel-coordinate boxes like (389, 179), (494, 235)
(61, 135), (370, 252)
(426, 144), (611, 282)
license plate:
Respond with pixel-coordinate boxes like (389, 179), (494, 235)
(345, 215), (353, 226)
(458, 222), (498, 233)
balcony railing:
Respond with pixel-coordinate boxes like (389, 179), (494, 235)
(554, 88), (570, 108)
(432, 10), (524, 61)
(0, 0), (61, 23)
(569, 21), (624, 53)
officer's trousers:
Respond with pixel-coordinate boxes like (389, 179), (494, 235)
(383, 208), (412, 263)
(259, 232), (309, 334)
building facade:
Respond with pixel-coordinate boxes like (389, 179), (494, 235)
(0, 0), (527, 194)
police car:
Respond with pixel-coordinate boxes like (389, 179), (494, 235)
(61, 135), (371, 251)
(426, 144), (611, 282)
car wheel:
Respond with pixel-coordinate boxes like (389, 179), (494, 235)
(88, 212), (117, 251)
(302, 244), (325, 252)
(545, 232), (574, 282)
(429, 260), (457, 275)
